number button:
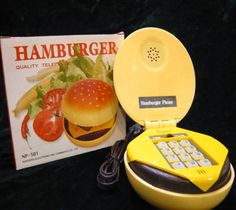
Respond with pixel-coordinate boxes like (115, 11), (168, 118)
(191, 152), (204, 160)
(185, 160), (199, 168)
(161, 147), (174, 155)
(156, 142), (168, 149)
(166, 154), (180, 163)
(198, 159), (212, 167)
(185, 145), (197, 153)
(168, 141), (179, 148)
(179, 153), (192, 161)
(173, 146), (186, 154)
(171, 162), (186, 169)
(179, 140), (191, 147)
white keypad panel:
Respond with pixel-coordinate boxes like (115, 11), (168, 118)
(155, 138), (213, 169)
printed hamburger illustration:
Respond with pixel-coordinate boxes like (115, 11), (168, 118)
(62, 78), (118, 147)
(1, 34), (125, 169)
(14, 45), (118, 147)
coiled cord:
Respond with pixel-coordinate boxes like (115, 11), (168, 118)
(97, 124), (144, 190)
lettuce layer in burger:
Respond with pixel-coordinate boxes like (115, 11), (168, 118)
(61, 78), (118, 147)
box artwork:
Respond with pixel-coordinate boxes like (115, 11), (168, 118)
(0, 33), (125, 169)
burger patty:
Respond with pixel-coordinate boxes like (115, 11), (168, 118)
(64, 118), (111, 141)
(129, 156), (231, 194)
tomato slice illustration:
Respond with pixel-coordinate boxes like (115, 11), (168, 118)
(33, 109), (63, 142)
(42, 88), (65, 111)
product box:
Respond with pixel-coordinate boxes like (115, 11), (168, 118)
(0, 33), (126, 170)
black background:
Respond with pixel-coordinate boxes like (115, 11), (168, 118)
(0, 0), (235, 209)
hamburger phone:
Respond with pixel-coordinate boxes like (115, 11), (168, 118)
(113, 27), (234, 210)
(61, 78), (118, 147)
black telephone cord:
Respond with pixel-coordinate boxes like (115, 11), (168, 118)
(96, 124), (144, 190)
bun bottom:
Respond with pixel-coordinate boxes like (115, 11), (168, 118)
(64, 116), (117, 147)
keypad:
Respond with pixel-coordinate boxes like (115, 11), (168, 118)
(155, 139), (213, 169)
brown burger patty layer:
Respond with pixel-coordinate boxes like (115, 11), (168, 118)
(64, 119), (111, 141)
(129, 157), (231, 194)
